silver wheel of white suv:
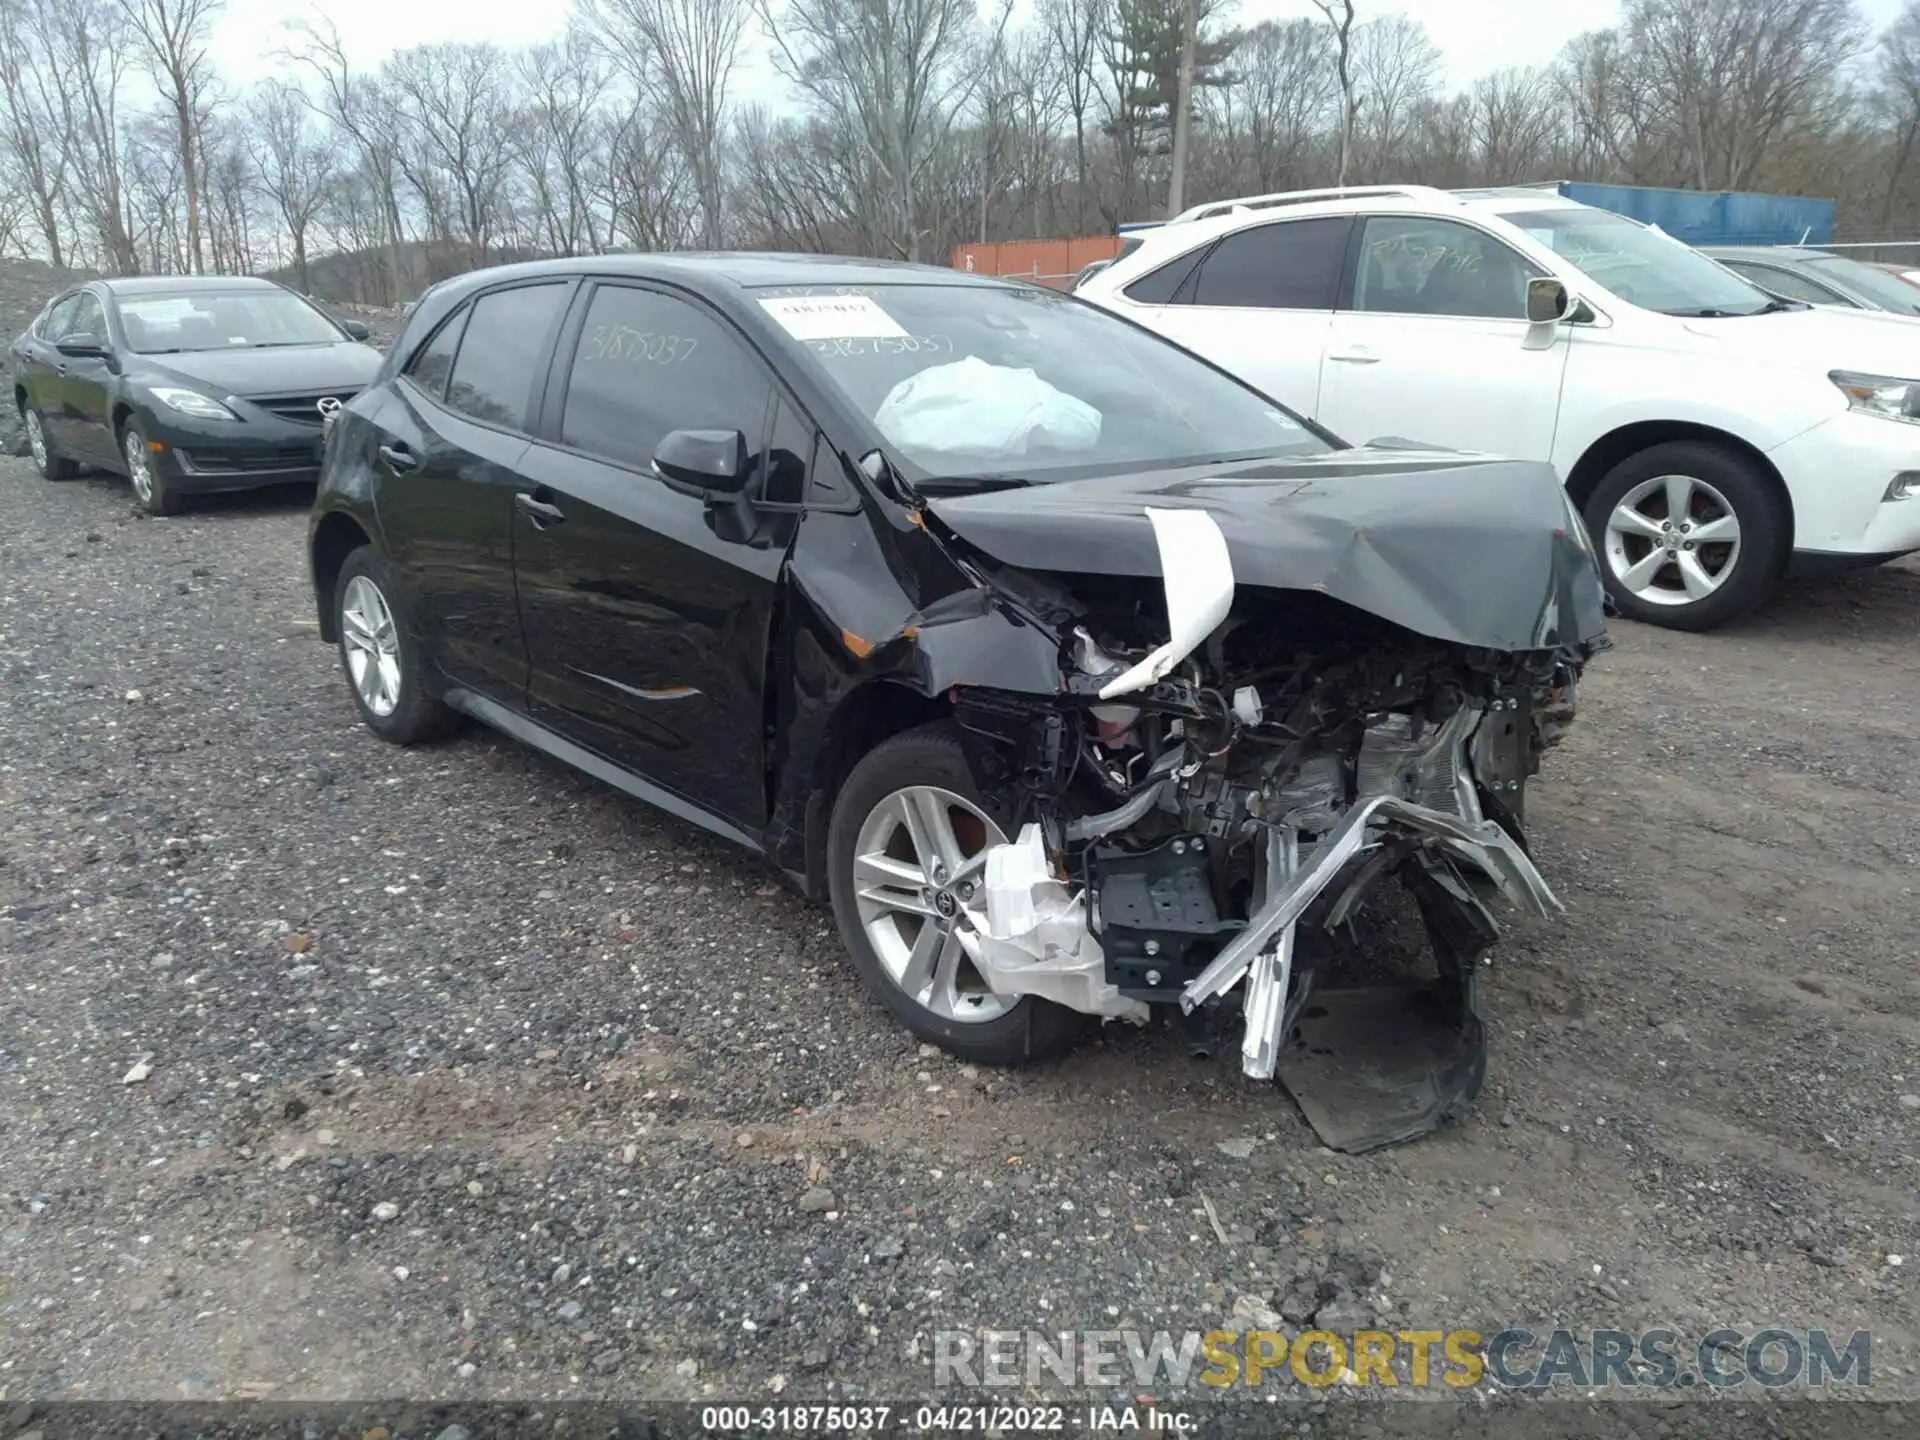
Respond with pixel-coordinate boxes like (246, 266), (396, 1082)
(1603, 472), (1743, 607)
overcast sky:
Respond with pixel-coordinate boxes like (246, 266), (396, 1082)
(210, 0), (1912, 95)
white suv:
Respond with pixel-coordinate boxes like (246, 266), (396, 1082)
(1079, 184), (1920, 631)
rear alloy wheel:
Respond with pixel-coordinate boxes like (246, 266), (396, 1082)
(828, 722), (1087, 1066)
(23, 405), (76, 480)
(1583, 441), (1786, 631)
(121, 417), (183, 516)
(331, 545), (457, 745)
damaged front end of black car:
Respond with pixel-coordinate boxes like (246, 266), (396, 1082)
(791, 450), (1608, 1154)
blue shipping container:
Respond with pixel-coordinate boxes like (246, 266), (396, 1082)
(1553, 182), (1834, 247)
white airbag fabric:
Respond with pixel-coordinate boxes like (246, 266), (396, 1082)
(874, 357), (1101, 458)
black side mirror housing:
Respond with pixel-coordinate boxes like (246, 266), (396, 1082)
(56, 332), (108, 358)
(653, 428), (749, 495)
(341, 319), (371, 342)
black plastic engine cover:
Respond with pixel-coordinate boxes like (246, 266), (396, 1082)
(1089, 835), (1244, 1000)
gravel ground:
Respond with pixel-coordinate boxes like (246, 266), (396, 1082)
(3, 451), (1920, 1427)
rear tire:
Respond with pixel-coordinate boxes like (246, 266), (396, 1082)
(23, 403), (77, 480)
(1582, 441), (1787, 632)
(828, 721), (1089, 1066)
(332, 544), (458, 745)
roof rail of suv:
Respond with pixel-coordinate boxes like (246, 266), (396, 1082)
(1170, 185), (1460, 224)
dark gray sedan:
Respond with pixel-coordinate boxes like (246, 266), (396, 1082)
(1701, 245), (1920, 317)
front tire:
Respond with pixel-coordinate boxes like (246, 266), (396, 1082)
(1582, 441), (1787, 631)
(23, 403), (77, 480)
(828, 721), (1088, 1066)
(121, 415), (184, 516)
(332, 545), (456, 745)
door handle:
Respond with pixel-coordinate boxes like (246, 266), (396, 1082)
(1327, 348), (1381, 364)
(378, 441), (419, 473)
(515, 491), (566, 528)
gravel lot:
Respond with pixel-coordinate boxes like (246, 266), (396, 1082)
(3, 450), (1920, 1425)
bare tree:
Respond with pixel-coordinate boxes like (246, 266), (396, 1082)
(284, 16), (415, 300)
(1310, 0), (1358, 185)
(0, 0), (73, 266)
(116, 0), (222, 273)
(586, 0), (748, 246)
(516, 33), (611, 257)
(756, 0), (1011, 261)
(1038, 0), (1107, 229)
(388, 43), (518, 268)
(1878, 1), (1920, 225)
(249, 79), (334, 290)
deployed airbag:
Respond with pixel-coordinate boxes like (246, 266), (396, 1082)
(875, 357), (1101, 460)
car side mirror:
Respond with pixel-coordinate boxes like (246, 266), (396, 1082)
(341, 319), (371, 342)
(56, 332), (107, 358)
(1526, 277), (1572, 326)
(652, 428), (749, 495)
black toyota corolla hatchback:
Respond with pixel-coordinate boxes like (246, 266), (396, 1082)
(10, 275), (379, 515)
(310, 253), (1608, 1150)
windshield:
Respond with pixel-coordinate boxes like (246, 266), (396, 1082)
(1806, 255), (1920, 315)
(117, 290), (346, 353)
(755, 282), (1332, 482)
(1503, 208), (1777, 317)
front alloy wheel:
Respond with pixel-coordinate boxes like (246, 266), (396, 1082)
(851, 784), (1014, 1026)
(121, 418), (182, 515)
(1603, 473), (1741, 607)
(1582, 441), (1786, 632)
(827, 721), (1087, 1066)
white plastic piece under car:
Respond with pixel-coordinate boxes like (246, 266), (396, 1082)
(874, 357), (1101, 459)
(1097, 507), (1236, 700)
(974, 824), (1148, 1022)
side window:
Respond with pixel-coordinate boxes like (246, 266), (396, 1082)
(1352, 216), (1543, 320)
(559, 284), (773, 471)
(1725, 263), (1847, 306)
(762, 397), (812, 506)
(66, 293), (105, 340)
(1184, 217), (1353, 309)
(39, 294), (79, 340)
(404, 307), (469, 402)
(1125, 248), (1205, 305)
(444, 282), (570, 430)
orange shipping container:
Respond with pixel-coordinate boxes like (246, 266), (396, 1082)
(950, 236), (1123, 290)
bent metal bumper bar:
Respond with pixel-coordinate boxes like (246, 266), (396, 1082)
(1182, 795), (1563, 1077)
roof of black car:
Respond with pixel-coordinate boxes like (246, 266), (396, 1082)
(433, 252), (1015, 295)
(100, 275), (285, 295)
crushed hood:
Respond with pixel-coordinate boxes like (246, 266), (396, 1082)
(925, 449), (1609, 653)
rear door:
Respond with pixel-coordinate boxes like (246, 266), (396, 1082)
(1317, 214), (1571, 460)
(1130, 216), (1353, 417)
(21, 293), (80, 448)
(370, 279), (573, 703)
(511, 280), (792, 830)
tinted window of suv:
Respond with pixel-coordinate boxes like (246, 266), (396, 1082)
(1184, 217), (1353, 309)
(445, 282), (569, 429)
(559, 284), (772, 470)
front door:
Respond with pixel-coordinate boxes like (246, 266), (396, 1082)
(371, 279), (573, 702)
(1131, 215), (1354, 418)
(1317, 215), (1571, 461)
(512, 280), (793, 830)
(60, 291), (116, 463)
